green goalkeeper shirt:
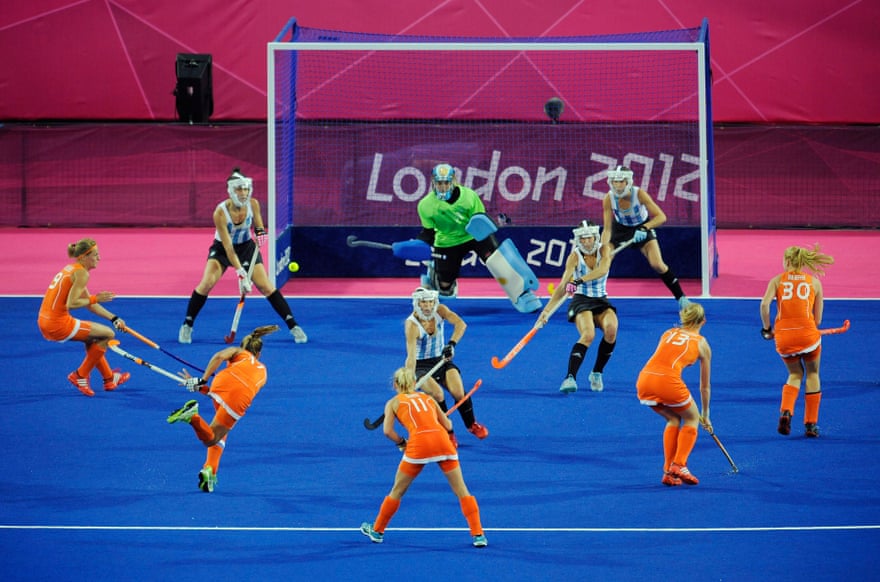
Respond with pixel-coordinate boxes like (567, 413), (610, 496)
(417, 185), (486, 248)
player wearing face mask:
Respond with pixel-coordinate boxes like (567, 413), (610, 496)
(416, 163), (541, 313)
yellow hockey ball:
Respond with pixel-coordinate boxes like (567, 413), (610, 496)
(289, 261), (300, 273)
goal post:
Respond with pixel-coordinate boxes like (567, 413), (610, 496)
(268, 19), (717, 295)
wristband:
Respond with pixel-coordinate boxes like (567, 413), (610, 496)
(89, 295), (98, 305)
(111, 316), (120, 324)
(448, 340), (457, 347)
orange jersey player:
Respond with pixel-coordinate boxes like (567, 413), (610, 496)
(760, 244), (834, 438)
(166, 325), (279, 493)
(636, 302), (712, 487)
(360, 367), (487, 548)
(37, 237), (129, 396)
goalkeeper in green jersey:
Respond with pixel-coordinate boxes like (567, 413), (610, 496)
(416, 163), (541, 313)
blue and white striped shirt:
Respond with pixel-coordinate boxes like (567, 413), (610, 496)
(573, 248), (608, 298)
(214, 201), (254, 245)
(406, 313), (446, 360)
(609, 187), (649, 227)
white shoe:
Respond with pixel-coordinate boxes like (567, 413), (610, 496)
(589, 372), (604, 392)
(178, 324), (192, 344)
(291, 325), (308, 343)
(559, 374), (577, 394)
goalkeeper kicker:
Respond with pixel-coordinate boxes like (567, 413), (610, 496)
(415, 163), (541, 313)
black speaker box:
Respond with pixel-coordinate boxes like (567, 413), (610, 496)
(175, 53), (214, 123)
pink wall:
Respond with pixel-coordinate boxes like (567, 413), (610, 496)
(2, 0), (877, 123)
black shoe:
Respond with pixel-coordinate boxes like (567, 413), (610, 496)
(804, 423), (820, 438)
(777, 410), (792, 435)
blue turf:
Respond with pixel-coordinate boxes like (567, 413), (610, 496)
(2, 297), (878, 580)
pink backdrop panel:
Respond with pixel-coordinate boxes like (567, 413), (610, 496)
(1, 1), (878, 123)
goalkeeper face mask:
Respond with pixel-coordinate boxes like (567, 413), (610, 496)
(431, 163), (455, 201)
(607, 166), (634, 199)
(227, 172), (253, 208)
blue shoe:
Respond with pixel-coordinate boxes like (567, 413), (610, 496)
(472, 534), (488, 547)
(198, 466), (216, 493)
(360, 522), (383, 543)
(588, 372), (604, 392)
(167, 400), (198, 424)
(677, 296), (692, 310)
(559, 375), (577, 394)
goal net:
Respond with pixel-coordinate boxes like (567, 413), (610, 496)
(268, 19), (717, 294)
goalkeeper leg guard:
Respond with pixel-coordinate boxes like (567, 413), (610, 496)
(484, 239), (542, 313)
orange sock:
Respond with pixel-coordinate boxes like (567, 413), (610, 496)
(804, 391), (822, 424)
(190, 415), (214, 444)
(459, 495), (483, 536)
(76, 343), (106, 378)
(204, 439), (225, 474)
(780, 384), (800, 414)
(663, 425), (679, 472)
(95, 355), (112, 380)
(373, 496), (401, 533)
(672, 425), (698, 467)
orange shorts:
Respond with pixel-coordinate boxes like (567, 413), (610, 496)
(38, 316), (91, 343)
(208, 375), (256, 428)
(398, 428), (459, 476)
(636, 371), (693, 408)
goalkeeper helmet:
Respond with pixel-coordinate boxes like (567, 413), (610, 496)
(431, 163), (456, 201)
(412, 286), (439, 321)
(573, 220), (601, 255)
(227, 168), (253, 209)
(607, 165), (634, 199)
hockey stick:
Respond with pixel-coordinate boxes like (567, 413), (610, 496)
(705, 426), (739, 473)
(444, 379), (483, 416)
(490, 299), (564, 369)
(124, 326), (204, 372)
(819, 319), (850, 336)
(346, 235), (445, 261)
(225, 243), (262, 344)
(107, 340), (184, 384)
(363, 358), (447, 430)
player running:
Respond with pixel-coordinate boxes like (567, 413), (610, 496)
(537, 220), (619, 394)
(760, 244), (834, 438)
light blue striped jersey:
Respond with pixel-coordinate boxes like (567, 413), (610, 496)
(609, 187), (649, 227)
(214, 201), (254, 245)
(406, 313), (446, 360)
(573, 248), (608, 298)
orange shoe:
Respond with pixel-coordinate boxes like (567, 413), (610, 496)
(778, 410), (792, 435)
(103, 369), (130, 391)
(68, 371), (94, 397)
(669, 462), (699, 485)
(661, 472), (682, 486)
(468, 421), (489, 439)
